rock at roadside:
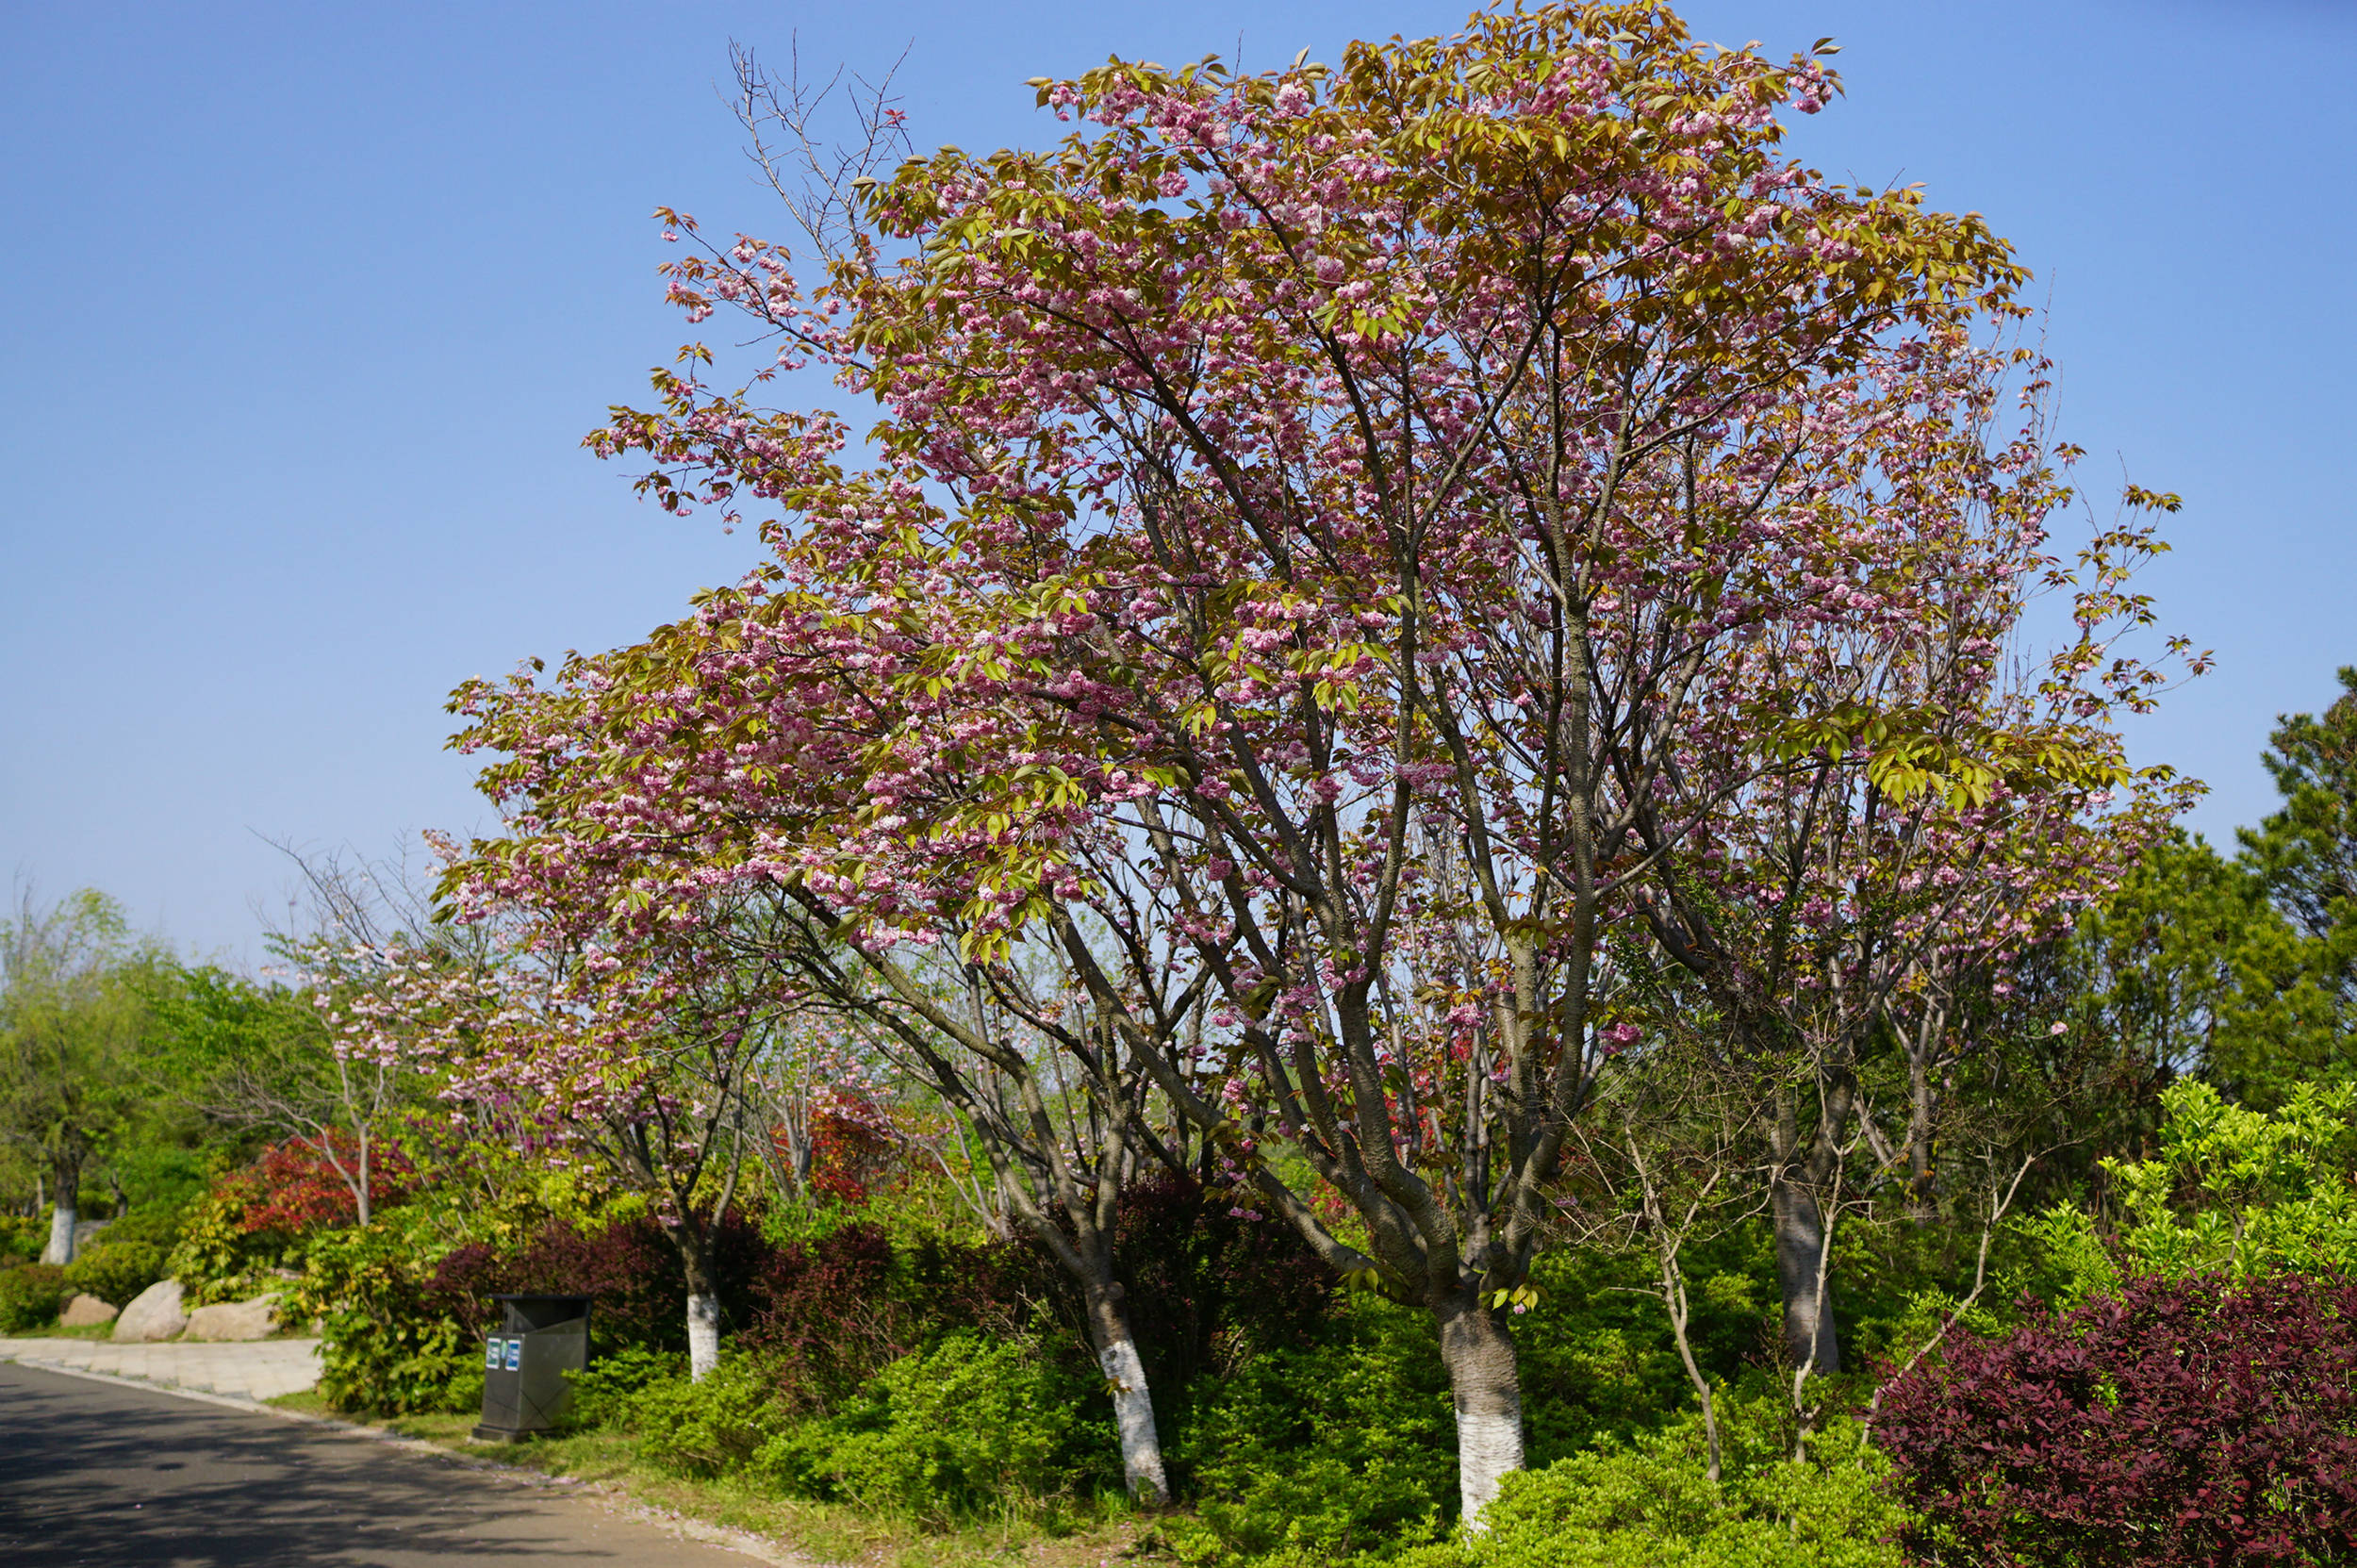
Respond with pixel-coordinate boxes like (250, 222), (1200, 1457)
(184, 1293), (282, 1343)
(58, 1294), (119, 1328)
(113, 1279), (190, 1343)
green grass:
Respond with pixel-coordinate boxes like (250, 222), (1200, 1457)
(5, 1321), (121, 1341)
(1, 1321), (314, 1343)
(258, 1392), (1162, 1568)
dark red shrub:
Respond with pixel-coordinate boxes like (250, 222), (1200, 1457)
(428, 1208), (774, 1355)
(1876, 1272), (2357, 1566)
(733, 1182), (1333, 1416)
(738, 1221), (1038, 1407)
(1112, 1176), (1335, 1383)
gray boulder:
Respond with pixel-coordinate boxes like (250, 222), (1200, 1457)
(113, 1279), (190, 1342)
(184, 1293), (282, 1343)
(59, 1293), (119, 1328)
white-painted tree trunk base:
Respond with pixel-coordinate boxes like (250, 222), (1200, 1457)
(1455, 1406), (1523, 1529)
(686, 1293), (721, 1382)
(1097, 1336), (1168, 1503)
(42, 1203), (76, 1266)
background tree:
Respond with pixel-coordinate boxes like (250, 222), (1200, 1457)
(2235, 664), (2357, 1073)
(764, 920), (1194, 1502)
(2042, 829), (2336, 1115)
(1994, 677), (2357, 1122)
(334, 892), (774, 1384)
(152, 847), (475, 1229)
(1624, 445), (2198, 1392)
(0, 888), (155, 1263)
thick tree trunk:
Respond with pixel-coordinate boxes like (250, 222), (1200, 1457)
(1771, 1177), (1839, 1376)
(680, 1234), (721, 1382)
(1081, 1279), (1168, 1505)
(41, 1155), (80, 1265)
(1436, 1292), (1525, 1528)
(686, 1294), (721, 1381)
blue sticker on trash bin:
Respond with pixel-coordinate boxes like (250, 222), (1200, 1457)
(485, 1338), (502, 1368)
(504, 1339), (521, 1371)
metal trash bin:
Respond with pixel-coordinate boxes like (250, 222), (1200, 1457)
(472, 1293), (593, 1443)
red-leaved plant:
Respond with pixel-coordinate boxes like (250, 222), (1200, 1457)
(1875, 1272), (2357, 1566)
(239, 1134), (416, 1237)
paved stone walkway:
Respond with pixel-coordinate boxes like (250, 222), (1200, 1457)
(0, 1334), (323, 1399)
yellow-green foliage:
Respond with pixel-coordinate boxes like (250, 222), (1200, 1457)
(0, 1213), (42, 1263)
(291, 1208), (475, 1414)
(1401, 1401), (1907, 1568)
(2018, 1079), (2357, 1304)
(163, 1183), (284, 1306)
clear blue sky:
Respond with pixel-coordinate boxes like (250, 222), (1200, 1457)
(4, 0), (2349, 966)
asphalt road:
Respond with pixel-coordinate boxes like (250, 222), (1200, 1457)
(0, 1362), (764, 1567)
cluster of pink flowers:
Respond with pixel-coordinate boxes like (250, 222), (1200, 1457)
(430, 4), (2194, 1298)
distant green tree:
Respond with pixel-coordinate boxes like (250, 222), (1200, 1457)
(134, 961), (316, 1197)
(148, 844), (490, 1231)
(2050, 832), (2338, 1109)
(2238, 666), (2357, 1053)
(148, 947), (437, 1230)
(0, 889), (155, 1263)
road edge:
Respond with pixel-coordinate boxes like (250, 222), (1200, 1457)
(0, 1348), (813, 1567)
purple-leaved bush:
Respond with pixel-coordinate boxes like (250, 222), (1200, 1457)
(1877, 1272), (2357, 1566)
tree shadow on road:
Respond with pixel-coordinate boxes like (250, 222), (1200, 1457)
(0, 1365), (702, 1566)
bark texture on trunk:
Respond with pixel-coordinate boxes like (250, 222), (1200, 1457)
(41, 1157), (79, 1265)
(1084, 1282), (1168, 1504)
(42, 1199), (76, 1265)
(1437, 1296), (1525, 1529)
(1771, 1178), (1839, 1376)
(679, 1226), (725, 1382)
(685, 1292), (722, 1382)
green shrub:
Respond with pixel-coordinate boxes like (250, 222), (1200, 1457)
(1401, 1401), (1909, 1568)
(63, 1208), (188, 1310)
(293, 1217), (474, 1415)
(611, 1330), (1110, 1525)
(164, 1182), (289, 1306)
(1515, 1243), (1771, 1465)
(1167, 1297), (1456, 1567)
(625, 1356), (793, 1476)
(0, 1263), (69, 1331)
(0, 1214), (42, 1264)
(93, 1206), (186, 1251)
(64, 1241), (170, 1307)
(2012, 1079), (2357, 1312)
(760, 1330), (1109, 1520)
(565, 1345), (685, 1430)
